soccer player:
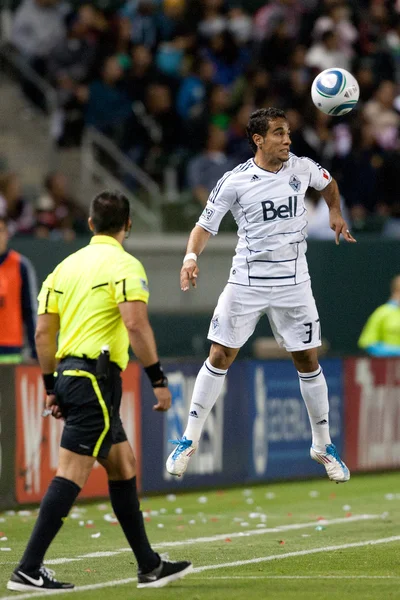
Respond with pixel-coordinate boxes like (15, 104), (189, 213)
(358, 274), (400, 356)
(7, 192), (192, 593)
(166, 108), (356, 482)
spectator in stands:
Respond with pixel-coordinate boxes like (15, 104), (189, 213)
(306, 187), (350, 240)
(48, 6), (102, 146)
(35, 172), (87, 240)
(253, 0), (304, 43)
(227, 103), (253, 163)
(78, 55), (132, 144)
(257, 17), (296, 73)
(336, 122), (386, 232)
(0, 173), (34, 236)
(358, 275), (400, 357)
(127, 45), (162, 103)
(126, 83), (180, 174)
(12, 0), (66, 62)
(227, 6), (253, 47)
(363, 80), (400, 151)
(186, 84), (231, 150)
(187, 125), (235, 206)
(0, 216), (37, 364)
(305, 29), (350, 71)
(203, 30), (250, 88)
(120, 0), (158, 48)
(157, 0), (192, 43)
(311, 1), (357, 61)
(176, 57), (214, 121)
(197, 0), (227, 41)
(12, 0), (66, 107)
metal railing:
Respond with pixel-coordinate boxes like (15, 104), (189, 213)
(81, 127), (163, 231)
(0, 43), (58, 170)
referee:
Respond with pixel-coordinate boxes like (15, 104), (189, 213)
(7, 191), (192, 592)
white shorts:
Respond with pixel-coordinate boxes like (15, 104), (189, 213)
(207, 280), (321, 352)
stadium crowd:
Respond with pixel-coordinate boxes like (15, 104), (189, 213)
(6, 0), (400, 235)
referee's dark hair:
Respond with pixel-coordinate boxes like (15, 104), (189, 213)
(246, 108), (287, 153)
(90, 191), (130, 234)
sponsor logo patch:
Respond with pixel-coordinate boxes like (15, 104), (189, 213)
(201, 207), (215, 222)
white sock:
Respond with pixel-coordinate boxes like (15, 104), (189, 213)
(298, 366), (331, 453)
(183, 358), (227, 445)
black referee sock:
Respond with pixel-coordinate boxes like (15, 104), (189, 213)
(109, 477), (159, 573)
(19, 476), (81, 573)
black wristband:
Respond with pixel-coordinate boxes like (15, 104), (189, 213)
(144, 362), (168, 388)
(43, 373), (55, 394)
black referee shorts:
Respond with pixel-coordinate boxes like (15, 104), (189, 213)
(55, 357), (127, 459)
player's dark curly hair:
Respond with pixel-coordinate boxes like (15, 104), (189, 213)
(246, 108), (287, 153)
(90, 190), (130, 234)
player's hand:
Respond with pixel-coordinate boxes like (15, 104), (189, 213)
(44, 394), (63, 419)
(180, 259), (199, 291)
(329, 211), (357, 245)
(153, 387), (172, 412)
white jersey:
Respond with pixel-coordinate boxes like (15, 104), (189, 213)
(196, 154), (332, 287)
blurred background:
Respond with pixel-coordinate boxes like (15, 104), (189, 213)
(0, 0), (400, 503)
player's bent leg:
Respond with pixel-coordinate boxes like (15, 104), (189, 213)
(98, 441), (192, 587)
(292, 349), (350, 483)
(8, 449), (95, 593)
(166, 344), (239, 477)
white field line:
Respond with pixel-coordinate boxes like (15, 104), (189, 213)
(44, 514), (378, 565)
(192, 536), (400, 573)
(194, 575), (400, 580)
(1, 535), (400, 600)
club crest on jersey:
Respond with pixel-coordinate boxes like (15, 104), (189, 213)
(211, 316), (219, 331)
(201, 207), (215, 222)
(289, 174), (301, 192)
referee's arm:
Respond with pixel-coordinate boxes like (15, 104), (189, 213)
(119, 301), (171, 412)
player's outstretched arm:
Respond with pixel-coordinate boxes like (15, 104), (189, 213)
(321, 178), (357, 245)
(181, 225), (211, 291)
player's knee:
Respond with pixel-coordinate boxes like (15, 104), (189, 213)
(292, 350), (319, 373)
(209, 345), (233, 370)
(106, 463), (136, 480)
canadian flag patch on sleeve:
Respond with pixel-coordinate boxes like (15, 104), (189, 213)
(322, 169), (330, 180)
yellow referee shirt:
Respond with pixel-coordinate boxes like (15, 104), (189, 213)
(37, 235), (149, 370)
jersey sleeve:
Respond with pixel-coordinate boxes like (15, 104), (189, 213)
(358, 306), (386, 349)
(196, 174), (237, 235)
(302, 157), (332, 191)
(113, 256), (150, 304)
(37, 271), (59, 315)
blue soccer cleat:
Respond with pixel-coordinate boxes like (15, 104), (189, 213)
(310, 443), (350, 483)
(166, 436), (197, 477)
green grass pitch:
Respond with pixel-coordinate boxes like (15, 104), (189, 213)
(0, 472), (399, 600)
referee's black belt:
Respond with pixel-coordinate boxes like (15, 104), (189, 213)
(59, 355), (121, 372)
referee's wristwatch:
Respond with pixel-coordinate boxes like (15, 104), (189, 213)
(144, 361), (168, 388)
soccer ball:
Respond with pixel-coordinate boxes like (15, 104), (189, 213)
(311, 68), (360, 116)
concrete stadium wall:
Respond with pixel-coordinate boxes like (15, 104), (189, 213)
(10, 236), (400, 355)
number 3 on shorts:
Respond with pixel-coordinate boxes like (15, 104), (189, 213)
(302, 319), (321, 344)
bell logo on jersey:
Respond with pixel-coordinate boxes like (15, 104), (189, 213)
(262, 196), (298, 221)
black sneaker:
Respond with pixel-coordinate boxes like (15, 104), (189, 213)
(137, 558), (193, 588)
(7, 566), (74, 592)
